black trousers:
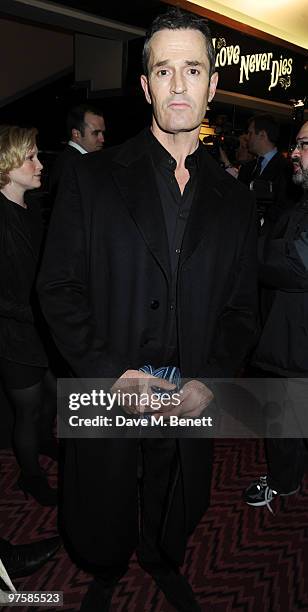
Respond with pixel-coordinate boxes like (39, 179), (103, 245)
(95, 438), (182, 586)
(266, 438), (307, 493)
(248, 366), (308, 493)
(266, 378), (308, 492)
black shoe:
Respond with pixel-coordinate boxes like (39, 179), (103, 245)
(1, 536), (61, 579)
(244, 475), (300, 514)
(80, 578), (115, 612)
(151, 570), (201, 612)
(17, 472), (57, 507)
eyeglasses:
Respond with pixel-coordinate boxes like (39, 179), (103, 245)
(289, 141), (308, 153)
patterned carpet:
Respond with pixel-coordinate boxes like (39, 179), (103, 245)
(0, 439), (307, 612)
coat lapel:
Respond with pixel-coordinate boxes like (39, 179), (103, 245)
(112, 137), (171, 281)
(111, 132), (228, 274)
(180, 151), (227, 265)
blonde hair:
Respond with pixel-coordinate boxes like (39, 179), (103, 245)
(0, 125), (38, 189)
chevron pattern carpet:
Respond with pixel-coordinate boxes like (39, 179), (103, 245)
(0, 439), (307, 611)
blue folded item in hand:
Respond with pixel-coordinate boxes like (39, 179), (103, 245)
(139, 364), (181, 393)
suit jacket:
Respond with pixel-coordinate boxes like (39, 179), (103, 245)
(238, 151), (296, 215)
(37, 129), (258, 565)
(238, 151), (289, 185)
(49, 144), (82, 201)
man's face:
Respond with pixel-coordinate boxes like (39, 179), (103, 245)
(140, 28), (218, 135)
(291, 122), (308, 190)
(246, 122), (263, 156)
(76, 112), (105, 152)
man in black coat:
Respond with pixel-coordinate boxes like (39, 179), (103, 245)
(38, 8), (258, 611)
(244, 121), (308, 513)
(49, 104), (105, 199)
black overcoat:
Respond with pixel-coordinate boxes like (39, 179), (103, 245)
(38, 129), (258, 565)
(49, 144), (82, 200)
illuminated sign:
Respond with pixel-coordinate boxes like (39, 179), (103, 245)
(209, 22), (307, 103)
(213, 38), (293, 91)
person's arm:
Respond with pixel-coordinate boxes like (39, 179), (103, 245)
(203, 195), (259, 377)
(259, 211), (308, 292)
(219, 146), (238, 178)
(37, 163), (129, 378)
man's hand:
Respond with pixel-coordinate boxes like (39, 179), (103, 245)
(111, 369), (176, 415)
(159, 380), (214, 418)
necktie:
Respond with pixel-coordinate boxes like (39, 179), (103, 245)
(251, 156), (264, 179)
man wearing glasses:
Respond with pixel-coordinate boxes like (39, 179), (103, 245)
(290, 125), (308, 189)
(244, 121), (308, 513)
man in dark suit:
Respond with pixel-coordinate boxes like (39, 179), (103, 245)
(244, 121), (308, 513)
(49, 104), (105, 198)
(238, 114), (293, 223)
(38, 8), (258, 611)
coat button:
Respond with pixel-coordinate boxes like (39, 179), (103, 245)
(150, 300), (160, 310)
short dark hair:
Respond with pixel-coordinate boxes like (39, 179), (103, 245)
(142, 7), (216, 78)
(248, 114), (280, 145)
(66, 104), (104, 138)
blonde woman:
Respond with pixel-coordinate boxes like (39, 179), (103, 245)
(0, 125), (57, 506)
